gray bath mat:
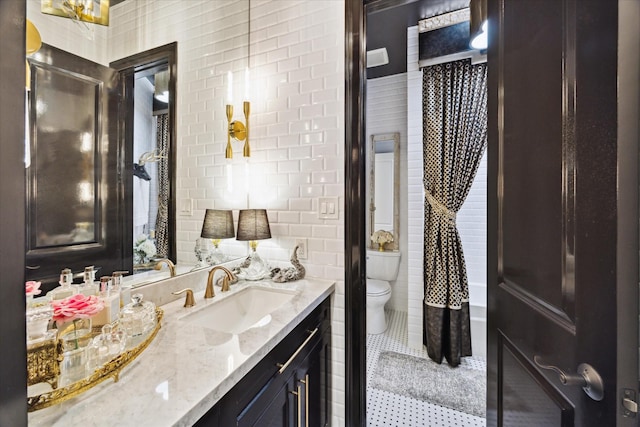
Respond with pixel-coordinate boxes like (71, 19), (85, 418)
(370, 351), (486, 418)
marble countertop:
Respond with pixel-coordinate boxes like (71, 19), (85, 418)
(28, 277), (335, 427)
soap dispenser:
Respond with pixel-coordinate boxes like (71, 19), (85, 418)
(92, 276), (121, 326)
(47, 268), (76, 300)
(112, 271), (131, 307)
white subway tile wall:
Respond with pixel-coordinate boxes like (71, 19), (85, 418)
(34, 1), (346, 424)
(407, 26), (426, 349)
(407, 26), (488, 350)
(366, 74), (409, 313)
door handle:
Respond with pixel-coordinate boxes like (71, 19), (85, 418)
(534, 356), (604, 401)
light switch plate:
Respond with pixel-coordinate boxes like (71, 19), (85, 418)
(179, 198), (193, 216)
(318, 197), (339, 219)
(295, 238), (308, 259)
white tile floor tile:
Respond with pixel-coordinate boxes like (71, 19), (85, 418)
(367, 310), (487, 427)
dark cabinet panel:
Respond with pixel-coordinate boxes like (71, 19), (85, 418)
(196, 297), (331, 427)
(237, 378), (295, 427)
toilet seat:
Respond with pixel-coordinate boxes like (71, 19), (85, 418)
(367, 279), (391, 296)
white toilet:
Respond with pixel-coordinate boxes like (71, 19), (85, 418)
(366, 249), (401, 334)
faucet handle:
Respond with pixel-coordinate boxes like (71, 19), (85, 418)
(220, 276), (230, 292)
(172, 288), (196, 308)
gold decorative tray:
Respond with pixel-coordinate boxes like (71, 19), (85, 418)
(27, 307), (164, 412)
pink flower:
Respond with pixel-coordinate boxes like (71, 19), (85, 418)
(52, 294), (104, 323)
(25, 281), (42, 297)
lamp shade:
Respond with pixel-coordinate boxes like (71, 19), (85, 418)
(236, 209), (271, 241)
(201, 209), (235, 239)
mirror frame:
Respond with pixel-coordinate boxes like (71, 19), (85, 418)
(110, 42), (178, 271)
(369, 132), (400, 250)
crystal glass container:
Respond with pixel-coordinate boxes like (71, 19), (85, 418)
(194, 237), (213, 268)
(119, 294), (156, 344)
(25, 302), (53, 343)
(57, 317), (93, 386)
(86, 324), (127, 372)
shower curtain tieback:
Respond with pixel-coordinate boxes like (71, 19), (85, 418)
(425, 191), (456, 224)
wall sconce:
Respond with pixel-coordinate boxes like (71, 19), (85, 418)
(41, 0), (110, 26)
(469, 0), (488, 50)
(26, 20), (42, 89)
(236, 209), (271, 280)
(225, 71), (251, 159)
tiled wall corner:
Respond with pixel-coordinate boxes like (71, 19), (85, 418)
(248, 2), (346, 424)
(366, 74), (409, 313)
(406, 26), (425, 350)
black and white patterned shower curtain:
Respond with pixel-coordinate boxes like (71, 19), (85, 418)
(154, 114), (170, 258)
(422, 59), (487, 367)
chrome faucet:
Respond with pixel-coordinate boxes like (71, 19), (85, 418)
(154, 259), (176, 277)
(205, 266), (235, 298)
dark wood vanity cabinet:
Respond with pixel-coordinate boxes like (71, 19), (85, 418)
(195, 297), (331, 427)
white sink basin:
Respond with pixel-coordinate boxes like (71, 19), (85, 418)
(182, 287), (296, 334)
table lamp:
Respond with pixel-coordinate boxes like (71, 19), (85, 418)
(199, 209), (235, 266)
(236, 209), (272, 280)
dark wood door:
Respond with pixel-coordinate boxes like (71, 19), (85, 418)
(487, 1), (638, 426)
(26, 44), (124, 287)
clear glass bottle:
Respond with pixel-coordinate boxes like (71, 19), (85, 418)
(119, 294), (156, 344)
(47, 268), (76, 300)
(74, 266), (99, 296)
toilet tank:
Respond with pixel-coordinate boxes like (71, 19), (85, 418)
(366, 250), (401, 281)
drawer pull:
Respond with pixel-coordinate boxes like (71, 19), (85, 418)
(277, 327), (319, 374)
(300, 375), (309, 426)
(290, 385), (302, 427)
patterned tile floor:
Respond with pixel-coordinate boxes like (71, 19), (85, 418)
(366, 310), (487, 427)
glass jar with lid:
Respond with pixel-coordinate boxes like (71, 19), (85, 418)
(118, 294), (155, 344)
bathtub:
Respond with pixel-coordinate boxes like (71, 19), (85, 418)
(468, 282), (487, 359)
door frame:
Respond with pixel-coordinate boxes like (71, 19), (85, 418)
(613, 0), (639, 424)
(344, 0), (367, 425)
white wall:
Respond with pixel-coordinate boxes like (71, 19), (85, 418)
(109, 1), (347, 423)
(407, 26), (488, 349)
(366, 74), (408, 313)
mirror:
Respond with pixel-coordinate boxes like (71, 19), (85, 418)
(26, 0), (250, 288)
(369, 133), (400, 251)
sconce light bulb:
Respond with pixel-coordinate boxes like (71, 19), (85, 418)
(244, 67), (250, 100)
(227, 71), (233, 105)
